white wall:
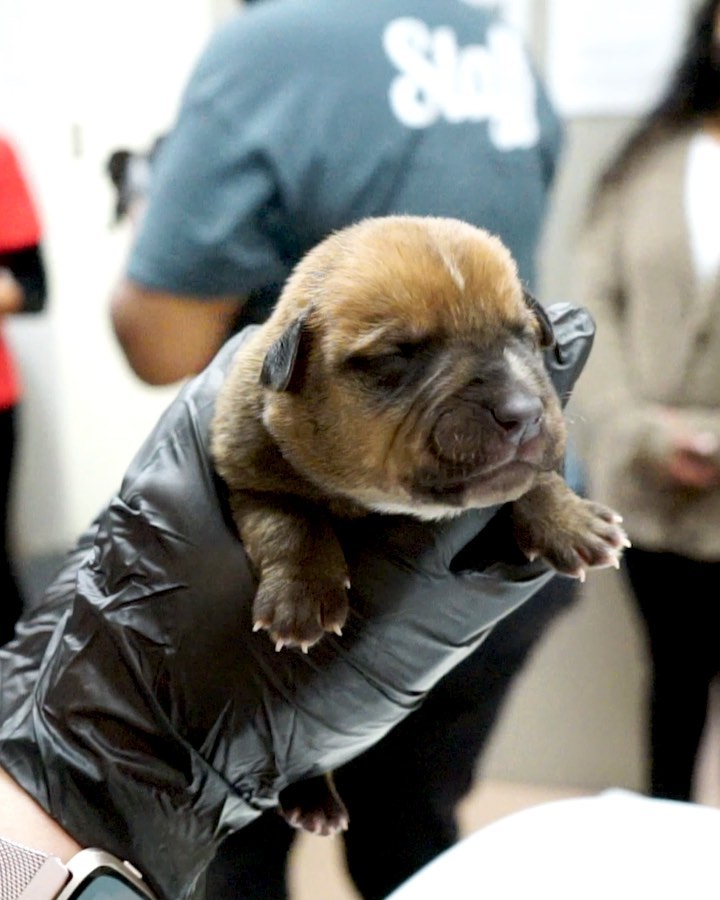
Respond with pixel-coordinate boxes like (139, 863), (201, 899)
(1, 0), (218, 555)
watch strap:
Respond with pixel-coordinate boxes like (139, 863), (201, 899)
(0, 836), (68, 900)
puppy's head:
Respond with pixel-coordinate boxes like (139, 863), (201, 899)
(258, 216), (564, 518)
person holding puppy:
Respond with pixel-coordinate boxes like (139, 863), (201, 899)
(108, 1), (583, 897)
(0, 247), (602, 899)
(574, 0), (720, 803)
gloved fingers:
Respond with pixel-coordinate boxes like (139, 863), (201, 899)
(544, 303), (595, 406)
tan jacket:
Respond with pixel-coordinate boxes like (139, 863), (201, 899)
(574, 129), (720, 560)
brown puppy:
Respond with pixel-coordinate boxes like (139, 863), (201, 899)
(212, 214), (626, 646)
(210, 215), (627, 830)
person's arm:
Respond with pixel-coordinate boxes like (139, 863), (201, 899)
(0, 766), (81, 863)
(0, 137), (47, 314)
(574, 188), (720, 491)
(110, 277), (243, 385)
(107, 20), (295, 387)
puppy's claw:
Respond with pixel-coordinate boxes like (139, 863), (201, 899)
(252, 621), (265, 633)
(300, 641), (311, 654)
(275, 638), (286, 652)
(332, 624), (343, 637)
(577, 568), (587, 583)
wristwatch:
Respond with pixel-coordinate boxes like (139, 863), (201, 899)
(0, 837), (157, 899)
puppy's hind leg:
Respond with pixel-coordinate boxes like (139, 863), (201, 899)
(279, 773), (349, 836)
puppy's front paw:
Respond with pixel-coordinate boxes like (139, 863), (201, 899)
(515, 495), (630, 581)
(279, 774), (349, 836)
(252, 571), (349, 651)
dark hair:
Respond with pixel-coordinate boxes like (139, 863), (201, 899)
(596, 0), (720, 194)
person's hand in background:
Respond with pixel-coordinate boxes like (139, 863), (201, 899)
(649, 409), (720, 489)
(0, 267), (23, 315)
(662, 416), (720, 489)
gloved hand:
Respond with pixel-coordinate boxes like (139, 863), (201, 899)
(0, 303), (594, 900)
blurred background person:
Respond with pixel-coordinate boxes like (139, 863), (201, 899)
(574, 0), (720, 804)
(107, 1), (584, 897)
(106, 135), (164, 228)
(0, 133), (47, 647)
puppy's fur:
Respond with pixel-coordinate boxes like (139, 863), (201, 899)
(211, 215), (627, 832)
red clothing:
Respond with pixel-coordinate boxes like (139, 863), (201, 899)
(0, 137), (42, 409)
(0, 340), (17, 410)
(0, 138), (41, 250)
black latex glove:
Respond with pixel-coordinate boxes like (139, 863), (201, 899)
(0, 303), (593, 900)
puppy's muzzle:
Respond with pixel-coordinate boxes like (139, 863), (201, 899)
(430, 384), (545, 471)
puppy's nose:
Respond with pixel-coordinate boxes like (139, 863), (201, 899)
(490, 393), (544, 443)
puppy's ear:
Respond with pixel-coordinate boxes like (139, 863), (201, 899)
(523, 289), (555, 349)
(260, 310), (312, 392)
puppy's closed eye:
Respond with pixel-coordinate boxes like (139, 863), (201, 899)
(344, 340), (435, 392)
(508, 322), (548, 352)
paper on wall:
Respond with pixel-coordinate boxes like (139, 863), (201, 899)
(545, 0), (691, 117)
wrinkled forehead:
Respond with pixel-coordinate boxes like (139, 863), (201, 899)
(312, 220), (529, 354)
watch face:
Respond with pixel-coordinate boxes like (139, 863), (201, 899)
(71, 872), (150, 898)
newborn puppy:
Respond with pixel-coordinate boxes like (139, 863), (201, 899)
(210, 215), (627, 831)
(212, 214), (626, 648)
